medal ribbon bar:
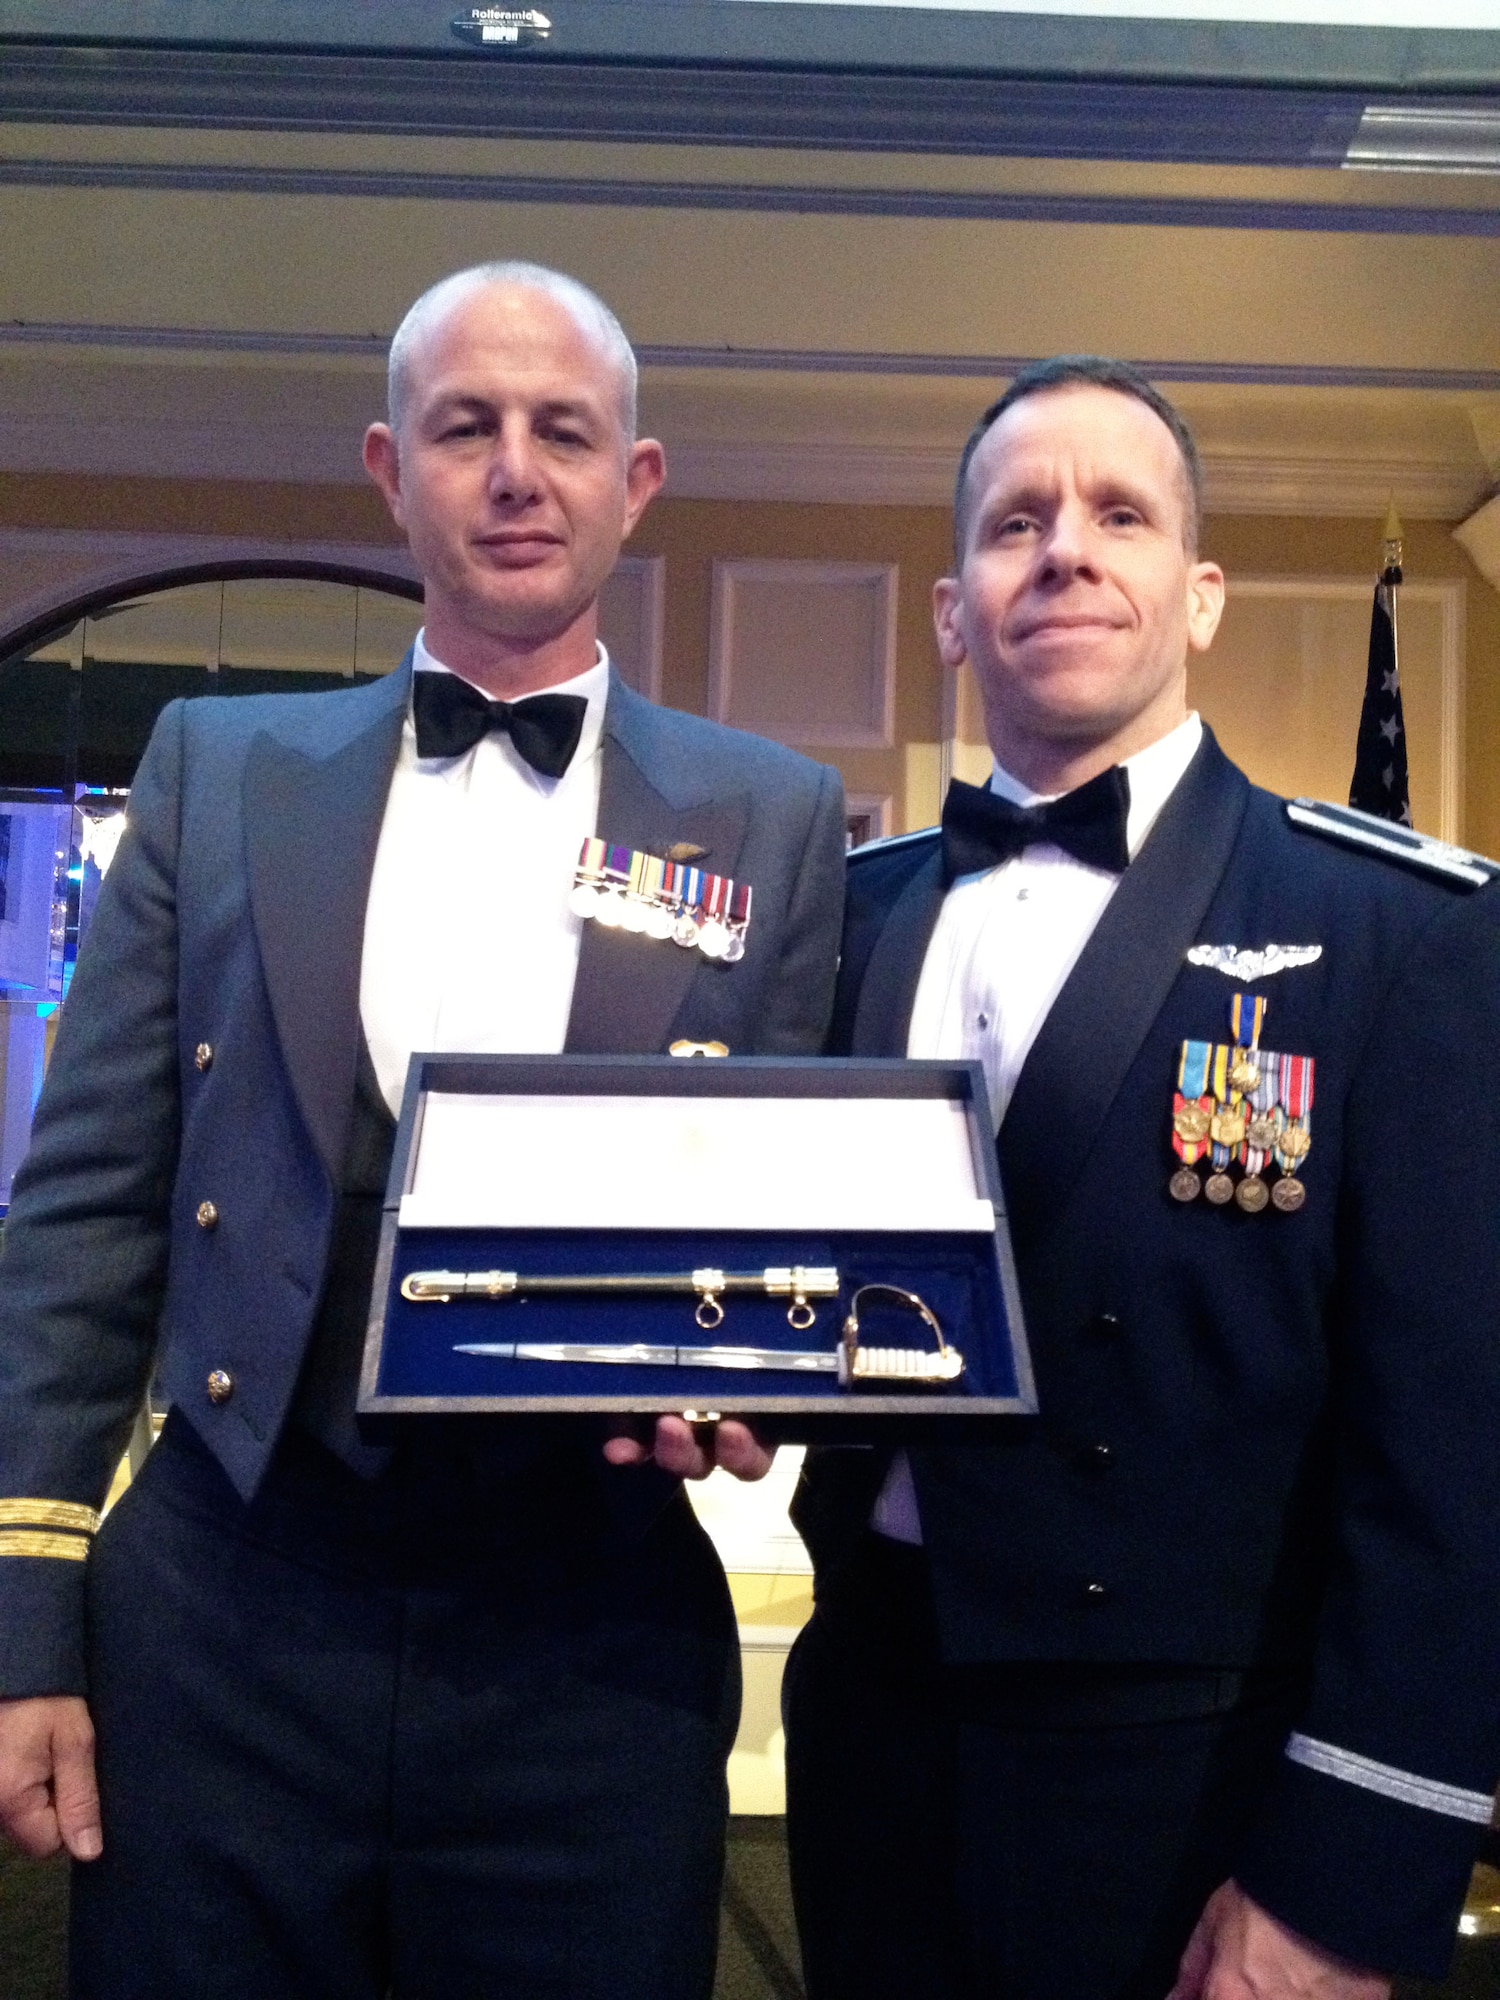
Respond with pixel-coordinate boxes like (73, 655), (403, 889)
(571, 840), (753, 960)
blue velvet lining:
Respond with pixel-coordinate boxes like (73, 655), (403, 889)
(375, 1226), (1019, 1404)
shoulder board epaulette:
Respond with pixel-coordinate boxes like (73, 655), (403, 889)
(848, 825), (939, 864)
(1286, 799), (1499, 889)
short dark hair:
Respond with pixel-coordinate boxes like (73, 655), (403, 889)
(952, 356), (1204, 560)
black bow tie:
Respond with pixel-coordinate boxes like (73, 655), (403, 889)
(940, 766), (1132, 883)
(411, 671), (588, 779)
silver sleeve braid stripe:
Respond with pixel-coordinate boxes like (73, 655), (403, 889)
(1286, 1733), (1496, 1824)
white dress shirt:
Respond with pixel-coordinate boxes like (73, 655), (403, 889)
(360, 630), (611, 1117)
(872, 712), (1204, 1545)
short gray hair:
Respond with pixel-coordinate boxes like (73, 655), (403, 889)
(386, 262), (638, 442)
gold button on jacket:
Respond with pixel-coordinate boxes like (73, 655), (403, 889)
(205, 1370), (234, 1405)
(196, 1200), (218, 1230)
(194, 1042), (213, 1072)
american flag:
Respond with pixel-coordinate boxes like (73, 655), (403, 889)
(1348, 551), (1410, 827)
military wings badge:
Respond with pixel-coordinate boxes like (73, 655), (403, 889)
(1185, 943), (1323, 981)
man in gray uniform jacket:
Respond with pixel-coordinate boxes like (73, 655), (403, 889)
(0, 262), (844, 1999)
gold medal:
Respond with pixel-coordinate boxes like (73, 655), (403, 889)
(1277, 1125), (1311, 1164)
(1209, 1104), (1247, 1149)
(1228, 1053), (1260, 1093)
(1235, 1175), (1270, 1213)
(1271, 1177), (1306, 1213)
(1204, 1171), (1235, 1205)
(1169, 1167), (1202, 1203)
(1173, 1102), (1211, 1145)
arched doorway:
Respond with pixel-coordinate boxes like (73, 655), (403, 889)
(0, 561), (424, 1207)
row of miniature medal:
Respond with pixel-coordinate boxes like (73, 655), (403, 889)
(1170, 991), (1313, 1213)
(569, 837), (752, 962)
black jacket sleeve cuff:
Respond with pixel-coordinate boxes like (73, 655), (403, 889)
(1235, 1745), (1488, 1981)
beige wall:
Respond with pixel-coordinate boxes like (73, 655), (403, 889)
(4, 473), (1498, 855)
(628, 498), (952, 832)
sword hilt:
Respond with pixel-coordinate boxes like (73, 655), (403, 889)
(838, 1284), (962, 1389)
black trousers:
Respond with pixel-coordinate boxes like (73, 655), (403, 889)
(71, 1414), (740, 2000)
(784, 1535), (1306, 2000)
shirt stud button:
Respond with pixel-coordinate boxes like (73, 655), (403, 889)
(194, 1042), (213, 1072)
(976, 1012), (990, 1031)
(196, 1200), (218, 1230)
(206, 1370), (234, 1405)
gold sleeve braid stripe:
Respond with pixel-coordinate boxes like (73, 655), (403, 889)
(0, 1499), (101, 1535)
(0, 1530), (90, 1562)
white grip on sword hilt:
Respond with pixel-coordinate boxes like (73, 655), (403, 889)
(838, 1284), (964, 1388)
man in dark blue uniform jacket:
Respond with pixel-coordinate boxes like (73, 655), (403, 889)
(786, 358), (1500, 2000)
(0, 262), (844, 1999)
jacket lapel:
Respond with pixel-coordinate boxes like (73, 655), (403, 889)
(851, 848), (947, 1057)
(565, 678), (751, 1054)
(999, 731), (1250, 1253)
(244, 663), (409, 1180)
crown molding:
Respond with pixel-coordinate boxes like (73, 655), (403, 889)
(1201, 452), (1485, 520)
(4, 324), (1499, 398)
(665, 442), (1484, 518)
(0, 432), (1484, 522)
(1, 156), (1496, 237)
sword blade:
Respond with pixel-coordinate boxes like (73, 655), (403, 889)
(454, 1341), (838, 1372)
(678, 1346), (838, 1372)
(513, 1342), (680, 1367)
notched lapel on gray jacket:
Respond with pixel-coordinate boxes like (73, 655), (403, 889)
(999, 731), (1250, 1253)
(245, 666), (408, 1179)
(566, 679), (750, 1055)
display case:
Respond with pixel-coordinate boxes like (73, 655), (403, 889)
(359, 1054), (1035, 1435)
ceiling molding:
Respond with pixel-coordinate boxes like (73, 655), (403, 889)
(642, 350), (1500, 394)
(3, 323), (1498, 397)
(1200, 452), (1482, 520)
(0, 426), (1481, 520)
(667, 443), (1480, 517)
(1, 156), (1495, 237)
